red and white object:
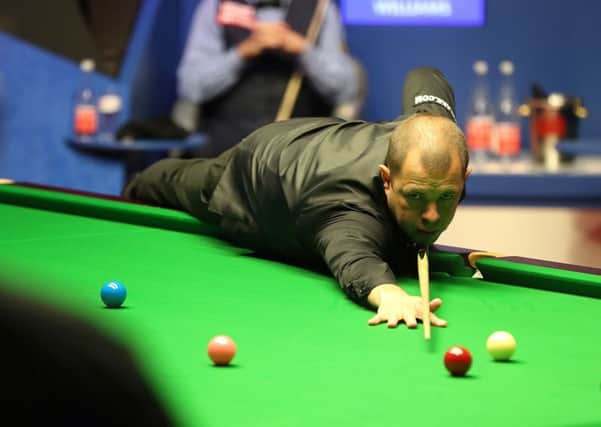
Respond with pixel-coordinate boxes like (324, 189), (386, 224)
(465, 61), (495, 154)
(73, 59), (98, 137)
(217, 1), (256, 30)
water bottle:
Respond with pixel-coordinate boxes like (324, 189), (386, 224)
(73, 59), (98, 140)
(494, 60), (521, 161)
(97, 85), (123, 141)
(465, 60), (495, 163)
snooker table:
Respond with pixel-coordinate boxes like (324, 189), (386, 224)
(1, 182), (600, 427)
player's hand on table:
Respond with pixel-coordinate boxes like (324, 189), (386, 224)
(366, 284), (447, 329)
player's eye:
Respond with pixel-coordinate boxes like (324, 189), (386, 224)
(406, 192), (423, 200)
(440, 192), (457, 200)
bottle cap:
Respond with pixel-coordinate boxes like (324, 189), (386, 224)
(547, 92), (565, 108)
(98, 94), (122, 114)
(499, 60), (514, 76)
(473, 60), (488, 75)
(80, 59), (96, 73)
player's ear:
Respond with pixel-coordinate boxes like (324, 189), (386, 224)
(379, 164), (391, 189)
(464, 165), (472, 181)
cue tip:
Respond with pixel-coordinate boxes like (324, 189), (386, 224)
(424, 325), (431, 340)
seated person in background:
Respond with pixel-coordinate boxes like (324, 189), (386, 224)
(0, 284), (175, 426)
(124, 67), (470, 330)
(175, 0), (361, 156)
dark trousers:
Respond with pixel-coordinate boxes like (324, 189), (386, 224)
(122, 146), (237, 224)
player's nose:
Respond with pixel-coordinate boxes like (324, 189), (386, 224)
(421, 202), (440, 225)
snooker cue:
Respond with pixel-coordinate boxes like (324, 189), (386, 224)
(275, 0), (330, 122)
(417, 248), (431, 340)
(0, 179), (15, 184)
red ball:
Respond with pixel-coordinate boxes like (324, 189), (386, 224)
(444, 345), (472, 377)
(207, 335), (237, 366)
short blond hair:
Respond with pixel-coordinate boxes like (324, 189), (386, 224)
(385, 113), (468, 175)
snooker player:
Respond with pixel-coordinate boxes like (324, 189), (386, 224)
(123, 67), (471, 330)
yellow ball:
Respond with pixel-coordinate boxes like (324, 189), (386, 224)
(486, 331), (517, 361)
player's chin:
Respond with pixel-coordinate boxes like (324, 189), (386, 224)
(412, 230), (441, 246)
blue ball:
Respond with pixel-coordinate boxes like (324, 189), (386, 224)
(101, 281), (127, 308)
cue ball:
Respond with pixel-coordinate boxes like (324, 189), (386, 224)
(100, 281), (127, 308)
(444, 345), (472, 377)
(486, 331), (517, 361)
(207, 335), (237, 366)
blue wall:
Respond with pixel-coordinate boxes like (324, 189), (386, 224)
(129, 0), (182, 120)
(343, 0), (601, 145)
(0, 31), (127, 194)
(0, 0), (178, 195)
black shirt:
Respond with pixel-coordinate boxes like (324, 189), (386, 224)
(207, 116), (417, 304)
(128, 66), (458, 306)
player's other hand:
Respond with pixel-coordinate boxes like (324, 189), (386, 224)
(366, 284), (447, 329)
(279, 24), (308, 54)
(238, 22), (308, 58)
(238, 22), (284, 58)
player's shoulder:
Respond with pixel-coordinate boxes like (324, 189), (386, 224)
(247, 116), (398, 147)
(264, 116), (399, 132)
(277, 117), (346, 130)
(248, 117), (345, 142)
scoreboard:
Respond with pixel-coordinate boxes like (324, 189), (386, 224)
(340, 0), (486, 26)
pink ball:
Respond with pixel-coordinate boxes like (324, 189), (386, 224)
(207, 335), (237, 366)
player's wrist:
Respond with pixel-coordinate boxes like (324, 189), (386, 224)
(367, 283), (407, 307)
(285, 36), (308, 55)
(237, 40), (261, 59)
